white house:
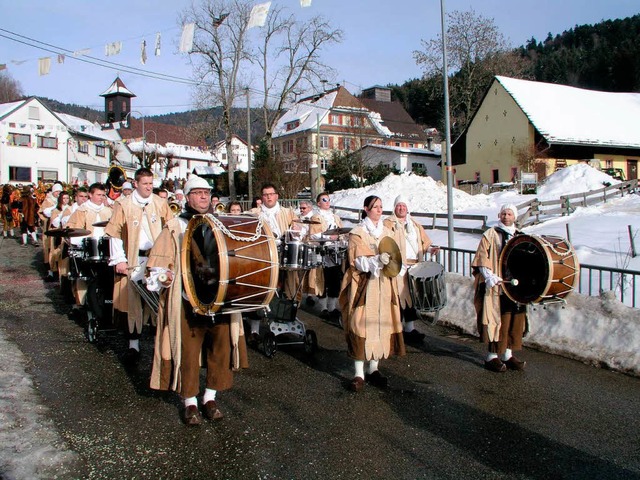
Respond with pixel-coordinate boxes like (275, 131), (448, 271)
(0, 97), (117, 185)
(359, 143), (442, 180)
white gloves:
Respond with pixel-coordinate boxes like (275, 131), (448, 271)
(485, 274), (503, 289)
(379, 252), (391, 265)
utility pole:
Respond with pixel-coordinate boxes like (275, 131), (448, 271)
(441, 0), (455, 258)
(246, 88), (252, 200)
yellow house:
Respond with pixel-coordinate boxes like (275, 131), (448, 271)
(450, 76), (640, 185)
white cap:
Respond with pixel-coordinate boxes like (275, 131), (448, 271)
(500, 204), (518, 218)
(175, 189), (184, 195)
(394, 194), (410, 210)
(122, 182), (133, 190)
(51, 183), (63, 193)
(183, 175), (212, 195)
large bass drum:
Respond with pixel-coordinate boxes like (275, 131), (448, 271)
(499, 234), (579, 305)
(181, 214), (279, 316)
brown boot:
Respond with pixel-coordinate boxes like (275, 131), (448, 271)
(484, 358), (507, 373)
(504, 356), (526, 371)
(182, 405), (202, 426)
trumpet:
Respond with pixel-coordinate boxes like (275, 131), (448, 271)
(169, 201), (182, 214)
(215, 203), (226, 213)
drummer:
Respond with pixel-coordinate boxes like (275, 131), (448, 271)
(471, 204), (528, 373)
(66, 183), (113, 310)
(306, 192), (345, 320)
(384, 195), (439, 344)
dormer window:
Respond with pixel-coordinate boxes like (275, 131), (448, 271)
(286, 120), (300, 131)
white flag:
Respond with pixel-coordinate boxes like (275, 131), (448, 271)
(38, 57), (51, 76)
(300, 0), (312, 6)
(248, 2), (271, 29)
(105, 41), (122, 56)
(141, 40), (147, 65)
(180, 23), (195, 53)
(73, 48), (91, 57)
(155, 33), (161, 56)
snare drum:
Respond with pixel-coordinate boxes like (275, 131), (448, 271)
(322, 239), (348, 265)
(280, 241), (323, 270)
(407, 261), (447, 319)
(82, 237), (111, 262)
(68, 244), (90, 280)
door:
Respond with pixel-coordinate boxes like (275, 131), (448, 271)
(627, 160), (638, 180)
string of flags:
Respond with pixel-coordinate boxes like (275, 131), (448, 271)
(2, 0), (313, 75)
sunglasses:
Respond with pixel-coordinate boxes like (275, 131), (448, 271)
(320, 198), (330, 203)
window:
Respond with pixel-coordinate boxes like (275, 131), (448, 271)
(492, 169), (499, 183)
(37, 136), (58, 149)
(282, 139), (294, 154)
(286, 120), (300, 131)
(9, 166), (31, 182)
(78, 142), (89, 154)
(351, 116), (362, 127)
(28, 106), (40, 120)
(95, 145), (106, 157)
(343, 137), (352, 151)
(395, 142), (401, 147)
(321, 157), (328, 171)
(329, 114), (340, 125)
(38, 170), (58, 182)
(409, 143), (415, 148)
(605, 159), (613, 168)
(510, 167), (518, 182)
(320, 135), (329, 149)
(9, 133), (30, 147)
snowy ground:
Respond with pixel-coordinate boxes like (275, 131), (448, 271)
(330, 165), (640, 375)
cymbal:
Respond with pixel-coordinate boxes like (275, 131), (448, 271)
(45, 227), (91, 238)
(92, 220), (109, 227)
(293, 218), (321, 225)
(378, 236), (402, 277)
(323, 227), (352, 236)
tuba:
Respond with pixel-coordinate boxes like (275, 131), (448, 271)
(106, 164), (127, 201)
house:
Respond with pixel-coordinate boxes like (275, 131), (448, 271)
(209, 135), (253, 173)
(450, 76), (640, 185)
(359, 144), (442, 180)
(0, 97), (119, 185)
(272, 85), (429, 175)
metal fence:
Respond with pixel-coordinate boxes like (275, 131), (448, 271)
(435, 246), (639, 309)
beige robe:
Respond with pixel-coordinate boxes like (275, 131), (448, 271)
(384, 215), (432, 308)
(147, 217), (248, 392)
(39, 193), (56, 262)
(105, 194), (173, 333)
(338, 225), (405, 361)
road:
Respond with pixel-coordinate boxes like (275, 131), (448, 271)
(0, 237), (638, 480)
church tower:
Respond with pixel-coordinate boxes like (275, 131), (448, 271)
(100, 77), (136, 125)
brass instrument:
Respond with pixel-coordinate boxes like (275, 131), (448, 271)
(215, 202), (226, 213)
(106, 164), (127, 200)
(169, 201), (182, 214)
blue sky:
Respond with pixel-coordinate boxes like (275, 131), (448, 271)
(1, 0), (638, 115)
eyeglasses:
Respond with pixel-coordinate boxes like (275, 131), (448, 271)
(262, 192), (277, 197)
(320, 198), (330, 203)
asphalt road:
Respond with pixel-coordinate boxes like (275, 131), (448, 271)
(0, 237), (639, 480)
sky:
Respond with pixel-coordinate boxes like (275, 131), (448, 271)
(1, 163), (639, 478)
(1, 0), (639, 116)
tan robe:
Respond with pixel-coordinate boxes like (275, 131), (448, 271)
(147, 217), (248, 392)
(306, 212), (343, 296)
(338, 225), (405, 361)
(105, 194), (173, 333)
(39, 193), (57, 262)
(384, 215), (432, 309)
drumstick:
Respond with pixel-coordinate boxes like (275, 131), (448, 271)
(500, 279), (519, 286)
(158, 273), (168, 283)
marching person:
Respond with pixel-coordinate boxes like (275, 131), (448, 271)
(384, 195), (439, 344)
(146, 175), (248, 426)
(46, 191), (72, 281)
(63, 188), (89, 227)
(247, 183), (297, 343)
(174, 189), (186, 209)
(20, 186), (39, 247)
(117, 182), (134, 202)
(307, 192), (344, 320)
(65, 183), (113, 309)
(39, 183), (64, 262)
(339, 195), (405, 392)
(1, 185), (18, 239)
(105, 168), (173, 363)
(471, 204), (528, 373)
(226, 201), (242, 214)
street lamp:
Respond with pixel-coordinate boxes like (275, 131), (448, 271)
(124, 110), (145, 166)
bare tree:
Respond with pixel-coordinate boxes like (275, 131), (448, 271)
(183, 0), (253, 199)
(413, 9), (531, 135)
(0, 71), (23, 103)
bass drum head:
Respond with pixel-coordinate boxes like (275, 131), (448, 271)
(499, 234), (550, 304)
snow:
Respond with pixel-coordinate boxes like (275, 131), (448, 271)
(497, 76), (640, 148)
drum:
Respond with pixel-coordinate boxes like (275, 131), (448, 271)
(82, 236), (111, 262)
(182, 214), (279, 316)
(68, 244), (90, 280)
(407, 261), (447, 320)
(322, 239), (348, 265)
(499, 234), (579, 304)
(279, 241), (323, 270)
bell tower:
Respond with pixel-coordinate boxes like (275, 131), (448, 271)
(100, 76), (136, 125)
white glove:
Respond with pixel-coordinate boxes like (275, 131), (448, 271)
(379, 252), (391, 265)
(485, 274), (503, 289)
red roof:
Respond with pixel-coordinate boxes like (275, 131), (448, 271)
(119, 118), (207, 148)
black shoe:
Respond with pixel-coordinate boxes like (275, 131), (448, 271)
(484, 358), (507, 373)
(365, 370), (388, 389)
(329, 309), (341, 322)
(182, 405), (202, 426)
(403, 329), (425, 343)
(44, 273), (56, 282)
(504, 356), (526, 371)
(125, 348), (140, 365)
(320, 309), (330, 319)
(305, 296), (316, 307)
(247, 332), (260, 348)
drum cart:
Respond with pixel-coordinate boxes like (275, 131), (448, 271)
(260, 295), (318, 358)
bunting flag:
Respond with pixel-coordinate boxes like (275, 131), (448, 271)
(248, 2), (271, 29)
(141, 40), (147, 65)
(0, 64), (6, 71)
(154, 33), (161, 56)
(72, 48), (91, 57)
(38, 57), (51, 76)
(300, 0), (312, 6)
(11, 59), (27, 65)
(213, 13), (229, 28)
(57, 54), (65, 64)
(179, 23), (195, 53)
(105, 41), (122, 56)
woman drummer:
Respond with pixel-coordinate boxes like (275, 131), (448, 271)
(471, 204), (528, 373)
(338, 195), (405, 392)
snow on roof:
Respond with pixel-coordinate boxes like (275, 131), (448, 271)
(56, 113), (113, 141)
(99, 77), (135, 97)
(0, 100), (26, 119)
(272, 91), (337, 137)
(496, 76), (640, 148)
(362, 143), (441, 156)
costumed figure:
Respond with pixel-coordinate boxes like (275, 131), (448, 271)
(1, 185), (17, 238)
(471, 204), (528, 373)
(339, 195), (405, 392)
(19, 186), (39, 246)
(146, 175), (248, 426)
(46, 191), (72, 280)
(39, 183), (64, 261)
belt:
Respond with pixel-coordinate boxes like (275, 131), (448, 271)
(138, 249), (150, 257)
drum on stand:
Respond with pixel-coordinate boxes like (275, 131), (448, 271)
(182, 214), (279, 316)
(82, 236), (111, 262)
(279, 237), (323, 271)
(68, 243), (90, 280)
(407, 261), (447, 325)
(321, 239), (348, 265)
(499, 234), (579, 305)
